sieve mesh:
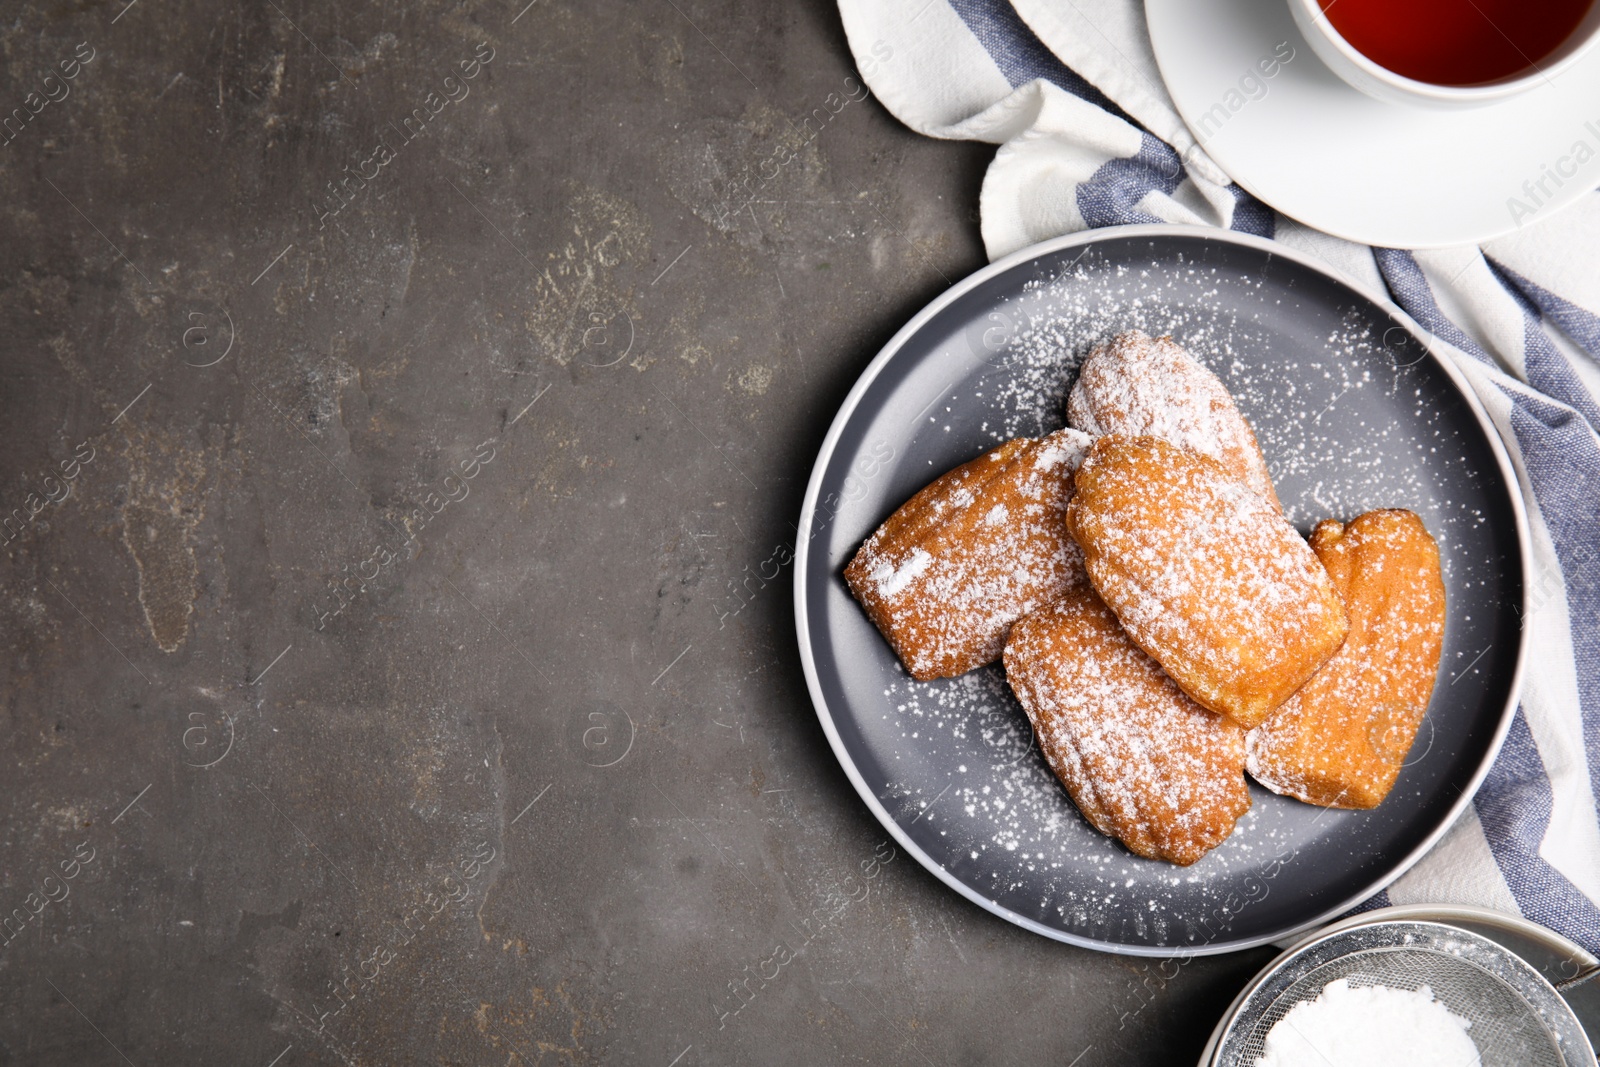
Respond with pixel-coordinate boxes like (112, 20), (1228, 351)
(1213, 921), (1596, 1067)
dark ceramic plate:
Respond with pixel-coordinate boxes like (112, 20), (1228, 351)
(794, 227), (1529, 956)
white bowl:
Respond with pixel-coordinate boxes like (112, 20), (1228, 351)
(1288, 0), (1600, 108)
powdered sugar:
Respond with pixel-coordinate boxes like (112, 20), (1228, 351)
(872, 548), (932, 599)
(1254, 979), (1479, 1067)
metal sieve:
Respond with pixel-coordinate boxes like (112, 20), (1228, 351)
(1209, 920), (1597, 1067)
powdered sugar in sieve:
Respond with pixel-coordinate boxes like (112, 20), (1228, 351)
(1210, 921), (1597, 1067)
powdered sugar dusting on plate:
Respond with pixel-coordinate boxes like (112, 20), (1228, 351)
(877, 663), (1289, 943)
(938, 253), (1485, 589)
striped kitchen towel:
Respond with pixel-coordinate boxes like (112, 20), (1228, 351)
(837, 0), (1600, 954)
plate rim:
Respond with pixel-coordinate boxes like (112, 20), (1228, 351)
(1142, 0), (1600, 249)
(792, 223), (1532, 957)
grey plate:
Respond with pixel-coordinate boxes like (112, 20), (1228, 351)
(793, 226), (1530, 956)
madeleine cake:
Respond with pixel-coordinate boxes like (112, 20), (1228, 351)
(1068, 329), (1279, 508)
(1247, 510), (1447, 809)
(1004, 587), (1251, 865)
(844, 427), (1093, 680)
(1066, 435), (1348, 728)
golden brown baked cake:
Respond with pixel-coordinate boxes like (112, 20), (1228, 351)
(1068, 329), (1280, 508)
(1246, 510), (1446, 809)
(1066, 435), (1348, 729)
(1003, 587), (1251, 866)
(844, 427), (1094, 681)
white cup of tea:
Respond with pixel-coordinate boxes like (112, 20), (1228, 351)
(1288, 0), (1600, 107)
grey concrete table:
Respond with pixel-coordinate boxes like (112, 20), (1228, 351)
(0, 1), (1276, 1062)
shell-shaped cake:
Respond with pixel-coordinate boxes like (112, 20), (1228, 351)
(1247, 510), (1447, 809)
(1067, 435), (1348, 728)
(1004, 587), (1251, 866)
(1068, 329), (1279, 508)
(845, 428), (1093, 681)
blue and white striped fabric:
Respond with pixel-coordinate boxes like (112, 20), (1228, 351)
(839, 0), (1600, 954)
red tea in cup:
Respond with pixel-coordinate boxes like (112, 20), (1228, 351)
(1318, 0), (1593, 84)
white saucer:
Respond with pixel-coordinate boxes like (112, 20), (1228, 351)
(1146, 0), (1600, 248)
